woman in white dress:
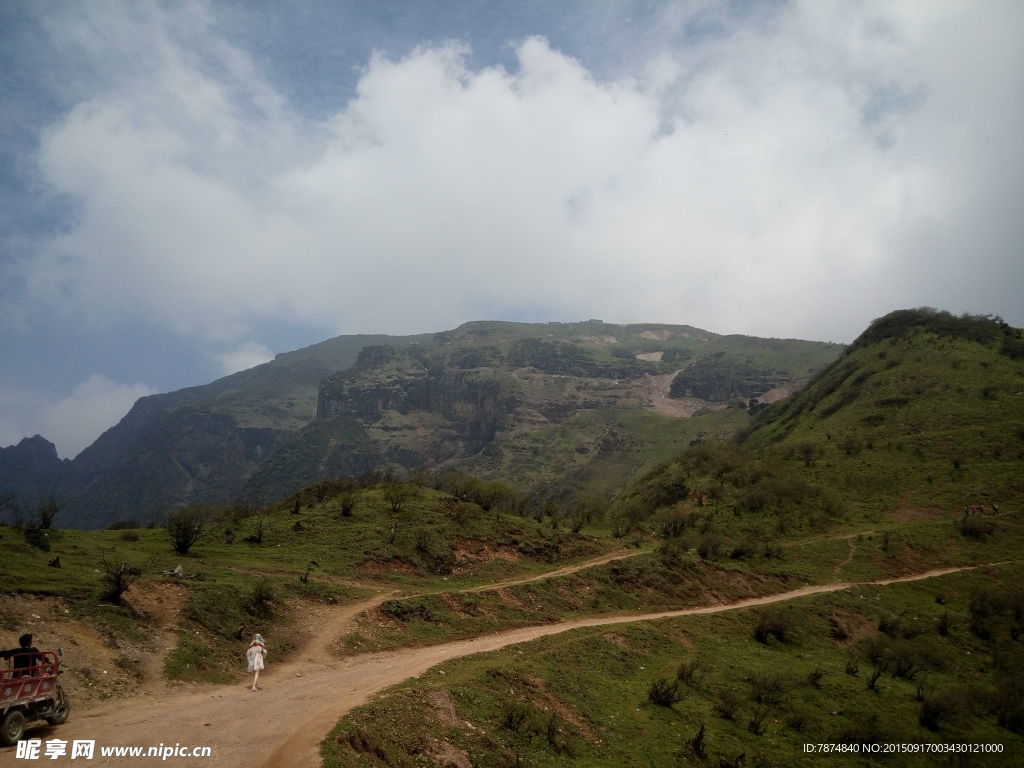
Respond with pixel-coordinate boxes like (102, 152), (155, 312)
(245, 633), (267, 691)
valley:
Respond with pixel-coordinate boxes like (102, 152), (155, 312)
(2, 309), (1023, 766)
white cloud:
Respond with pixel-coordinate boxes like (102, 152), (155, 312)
(38, 375), (157, 459)
(216, 341), (274, 376)
(10, 0), (1024, 348)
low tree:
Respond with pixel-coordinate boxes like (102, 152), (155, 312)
(167, 506), (205, 555)
(37, 498), (64, 529)
(384, 483), (412, 513)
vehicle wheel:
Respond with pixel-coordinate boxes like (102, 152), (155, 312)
(1, 709), (26, 746)
(46, 691), (70, 725)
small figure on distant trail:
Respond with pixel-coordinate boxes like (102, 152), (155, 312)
(246, 633), (267, 691)
(0, 633), (41, 677)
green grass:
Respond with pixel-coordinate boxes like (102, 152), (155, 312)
(746, 331), (1024, 516)
(324, 563), (1024, 768)
(342, 510), (1023, 654)
(0, 481), (617, 681)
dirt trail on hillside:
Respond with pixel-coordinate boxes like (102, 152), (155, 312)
(459, 549), (644, 593)
(16, 562), (1008, 768)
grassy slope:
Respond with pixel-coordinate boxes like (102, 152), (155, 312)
(326, 563), (1024, 768)
(324, 312), (1024, 764)
(0, 482), (613, 684)
(744, 327), (1024, 515)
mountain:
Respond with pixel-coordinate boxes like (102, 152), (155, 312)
(0, 436), (71, 523)
(0, 320), (841, 528)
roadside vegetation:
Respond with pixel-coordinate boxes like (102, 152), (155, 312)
(0, 472), (613, 684)
(325, 563), (1024, 767)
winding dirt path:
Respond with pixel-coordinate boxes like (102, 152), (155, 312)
(17, 562), (1007, 767)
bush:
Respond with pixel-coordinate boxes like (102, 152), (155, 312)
(753, 608), (792, 644)
(747, 706), (769, 735)
(919, 690), (963, 732)
(959, 515), (995, 540)
(748, 673), (787, 706)
(23, 526), (50, 551)
(101, 558), (142, 602)
(676, 659), (700, 687)
(648, 678), (683, 707)
(414, 529), (455, 575)
(249, 580), (276, 615)
(339, 493), (356, 517)
(714, 689), (741, 720)
(381, 599), (436, 623)
(167, 507), (205, 554)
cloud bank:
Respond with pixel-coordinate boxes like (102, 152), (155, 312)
(2, 0), (1022, 453)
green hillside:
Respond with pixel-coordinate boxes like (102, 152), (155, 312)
(320, 310), (1024, 766)
(743, 309), (1024, 514)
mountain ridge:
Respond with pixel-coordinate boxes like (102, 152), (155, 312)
(2, 319), (842, 528)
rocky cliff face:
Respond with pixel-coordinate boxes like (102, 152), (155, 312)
(0, 436), (70, 523)
(317, 345), (517, 448)
(1, 320), (843, 527)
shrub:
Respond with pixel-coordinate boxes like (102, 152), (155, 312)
(748, 673), (787, 706)
(747, 706), (769, 735)
(786, 709), (810, 732)
(167, 507), (205, 554)
(959, 515), (994, 540)
(339, 493), (356, 517)
(919, 690), (963, 732)
(414, 529), (456, 575)
(676, 659), (700, 687)
(714, 690), (741, 720)
(729, 537), (758, 559)
(805, 664), (827, 689)
(23, 526), (50, 551)
(753, 608), (792, 644)
(101, 558), (142, 603)
(381, 599), (436, 623)
(249, 580), (276, 615)
(697, 533), (725, 560)
(648, 678), (683, 707)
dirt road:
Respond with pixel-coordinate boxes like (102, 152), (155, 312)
(13, 563), (999, 767)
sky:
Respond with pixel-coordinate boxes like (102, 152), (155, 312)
(1, 0), (1022, 459)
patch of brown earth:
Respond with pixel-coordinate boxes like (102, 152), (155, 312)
(425, 738), (472, 768)
(635, 351), (663, 362)
(453, 540), (520, 566)
(600, 632), (631, 649)
(494, 588), (527, 610)
(357, 558), (420, 578)
(755, 383), (800, 403)
(438, 593), (471, 617)
(638, 371), (720, 418)
(122, 580), (189, 689)
(525, 674), (598, 741)
(0, 594), (139, 708)
(891, 504), (946, 522)
(640, 330), (672, 341)
(427, 690), (461, 728)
